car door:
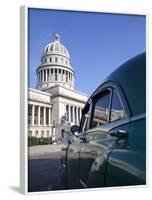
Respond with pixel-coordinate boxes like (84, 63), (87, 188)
(79, 85), (130, 189)
(106, 113), (146, 186)
(66, 101), (91, 189)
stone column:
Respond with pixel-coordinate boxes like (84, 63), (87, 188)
(48, 108), (51, 125)
(43, 107), (46, 126)
(37, 72), (39, 84)
(79, 107), (81, 123)
(72, 106), (75, 124)
(76, 107), (79, 124)
(80, 108), (82, 120)
(32, 105), (35, 126)
(68, 105), (71, 122)
(42, 70), (44, 82)
(38, 106), (40, 126)
(57, 69), (59, 81)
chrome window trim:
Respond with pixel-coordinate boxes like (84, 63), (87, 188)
(130, 113), (146, 122)
(85, 113), (145, 135)
(85, 117), (130, 135)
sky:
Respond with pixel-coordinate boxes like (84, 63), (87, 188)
(28, 8), (146, 96)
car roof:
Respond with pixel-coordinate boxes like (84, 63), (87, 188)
(96, 52), (146, 116)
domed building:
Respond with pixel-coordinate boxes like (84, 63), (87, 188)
(36, 34), (75, 90)
(28, 34), (88, 141)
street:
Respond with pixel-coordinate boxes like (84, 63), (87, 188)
(28, 144), (64, 192)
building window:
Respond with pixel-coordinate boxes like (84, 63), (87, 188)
(47, 130), (50, 137)
(29, 130), (32, 137)
(61, 58), (63, 63)
(41, 131), (44, 137)
(35, 130), (39, 137)
(50, 58), (52, 62)
(55, 57), (58, 63)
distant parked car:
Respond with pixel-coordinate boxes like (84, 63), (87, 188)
(60, 53), (146, 189)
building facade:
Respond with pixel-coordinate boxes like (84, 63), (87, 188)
(28, 34), (88, 140)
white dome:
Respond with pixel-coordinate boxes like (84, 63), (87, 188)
(43, 34), (70, 58)
(36, 33), (75, 91)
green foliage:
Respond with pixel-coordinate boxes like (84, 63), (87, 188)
(28, 136), (52, 146)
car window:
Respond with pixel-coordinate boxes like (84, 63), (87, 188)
(110, 89), (126, 122)
(81, 103), (91, 132)
(91, 89), (111, 128)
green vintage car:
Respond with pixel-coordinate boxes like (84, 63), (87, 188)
(60, 52), (146, 189)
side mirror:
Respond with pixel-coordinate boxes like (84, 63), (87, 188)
(70, 125), (80, 136)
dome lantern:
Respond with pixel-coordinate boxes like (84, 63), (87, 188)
(54, 33), (60, 41)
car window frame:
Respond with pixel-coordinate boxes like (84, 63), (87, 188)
(79, 100), (92, 133)
(90, 88), (112, 129)
(89, 84), (130, 130)
(79, 81), (131, 134)
(109, 88), (128, 123)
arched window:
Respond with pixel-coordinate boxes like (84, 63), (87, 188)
(41, 130), (44, 137)
(35, 130), (39, 137)
(47, 130), (50, 137)
(29, 130), (32, 137)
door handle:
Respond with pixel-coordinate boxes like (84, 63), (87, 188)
(110, 130), (128, 138)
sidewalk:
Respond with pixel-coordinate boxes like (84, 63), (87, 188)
(28, 144), (63, 159)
